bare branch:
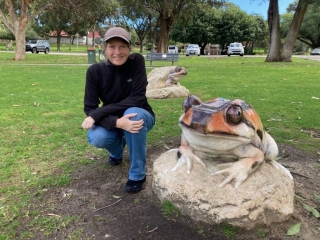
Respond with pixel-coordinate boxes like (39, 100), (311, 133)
(4, 0), (17, 26)
(28, 0), (56, 20)
(93, 199), (122, 212)
(0, 8), (14, 33)
(67, 0), (90, 8)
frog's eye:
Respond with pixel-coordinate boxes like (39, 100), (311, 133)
(226, 105), (242, 124)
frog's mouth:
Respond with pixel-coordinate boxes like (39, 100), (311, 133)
(179, 123), (253, 142)
(180, 125), (252, 151)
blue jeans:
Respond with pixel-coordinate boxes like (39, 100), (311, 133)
(87, 107), (155, 181)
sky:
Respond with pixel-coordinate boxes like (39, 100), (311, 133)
(228, 0), (295, 19)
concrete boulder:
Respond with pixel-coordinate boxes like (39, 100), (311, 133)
(152, 150), (295, 230)
(146, 66), (189, 99)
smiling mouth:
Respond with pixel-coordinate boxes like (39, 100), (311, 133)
(180, 124), (251, 140)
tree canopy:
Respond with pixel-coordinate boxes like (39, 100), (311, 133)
(170, 3), (267, 54)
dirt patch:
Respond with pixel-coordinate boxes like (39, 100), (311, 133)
(18, 140), (320, 240)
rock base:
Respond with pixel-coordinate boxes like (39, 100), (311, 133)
(152, 150), (295, 230)
(146, 85), (189, 99)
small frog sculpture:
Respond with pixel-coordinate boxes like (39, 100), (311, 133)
(172, 95), (292, 188)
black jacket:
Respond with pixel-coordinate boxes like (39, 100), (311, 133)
(84, 53), (154, 129)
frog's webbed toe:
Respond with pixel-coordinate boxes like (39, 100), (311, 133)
(268, 160), (293, 179)
(212, 156), (264, 188)
(172, 146), (206, 174)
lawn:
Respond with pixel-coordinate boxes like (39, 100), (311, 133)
(0, 52), (319, 238)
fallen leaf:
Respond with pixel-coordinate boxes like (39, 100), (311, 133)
(303, 203), (313, 212)
(287, 222), (301, 235)
(314, 193), (320, 203)
(267, 118), (282, 122)
(311, 208), (319, 218)
(112, 195), (122, 199)
(47, 213), (61, 217)
(163, 144), (170, 150)
(294, 194), (306, 201)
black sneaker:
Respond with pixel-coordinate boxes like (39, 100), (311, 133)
(125, 176), (146, 193)
(108, 156), (122, 166)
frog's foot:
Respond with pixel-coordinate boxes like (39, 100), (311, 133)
(268, 160), (293, 179)
(213, 158), (261, 188)
(171, 146), (206, 174)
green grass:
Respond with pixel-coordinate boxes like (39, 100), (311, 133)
(0, 52), (320, 238)
(221, 223), (238, 238)
(161, 200), (179, 216)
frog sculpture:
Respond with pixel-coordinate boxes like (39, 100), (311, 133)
(172, 95), (292, 188)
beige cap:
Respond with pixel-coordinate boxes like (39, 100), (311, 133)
(103, 27), (131, 43)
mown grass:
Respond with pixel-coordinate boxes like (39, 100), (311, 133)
(0, 52), (319, 239)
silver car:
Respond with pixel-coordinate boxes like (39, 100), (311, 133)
(25, 39), (50, 54)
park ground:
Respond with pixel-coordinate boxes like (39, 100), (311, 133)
(16, 137), (320, 240)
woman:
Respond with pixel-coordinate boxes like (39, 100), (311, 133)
(81, 27), (155, 193)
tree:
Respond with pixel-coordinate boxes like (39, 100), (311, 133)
(246, 15), (268, 54)
(0, 0), (54, 60)
(171, 7), (220, 54)
(0, 0), (114, 60)
(266, 0), (314, 62)
(72, 0), (118, 48)
(33, 0), (118, 52)
(170, 3), (266, 54)
(265, 0), (282, 61)
(138, 0), (225, 53)
(33, 3), (72, 51)
(281, 0), (309, 61)
(117, 0), (155, 53)
(282, 1), (320, 49)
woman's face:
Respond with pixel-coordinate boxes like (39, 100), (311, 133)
(105, 38), (130, 66)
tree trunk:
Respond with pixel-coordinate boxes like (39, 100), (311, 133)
(14, 19), (28, 60)
(69, 36), (72, 51)
(281, 0), (308, 62)
(158, 1), (174, 53)
(139, 37), (144, 53)
(92, 31), (95, 48)
(57, 35), (61, 51)
(265, 0), (282, 62)
(1, 0), (52, 60)
(159, 11), (169, 53)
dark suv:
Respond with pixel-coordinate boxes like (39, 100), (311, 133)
(25, 40), (50, 54)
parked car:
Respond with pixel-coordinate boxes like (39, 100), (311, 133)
(227, 42), (244, 57)
(168, 45), (179, 53)
(25, 39), (50, 54)
(310, 48), (320, 55)
(186, 44), (200, 56)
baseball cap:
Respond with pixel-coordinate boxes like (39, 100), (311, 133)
(103, 27), (131, 43)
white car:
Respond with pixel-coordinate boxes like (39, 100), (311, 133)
(168, 45), (178, 53)
(310, 48), (320, 55)
(227, 42), (244, 57)
(186, 44), (200, 56)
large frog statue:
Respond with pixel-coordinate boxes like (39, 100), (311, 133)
(172, 95), (292, 188)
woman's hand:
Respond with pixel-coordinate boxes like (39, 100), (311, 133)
(116, 113), (144, 133)
(81, 116), (95, 130)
